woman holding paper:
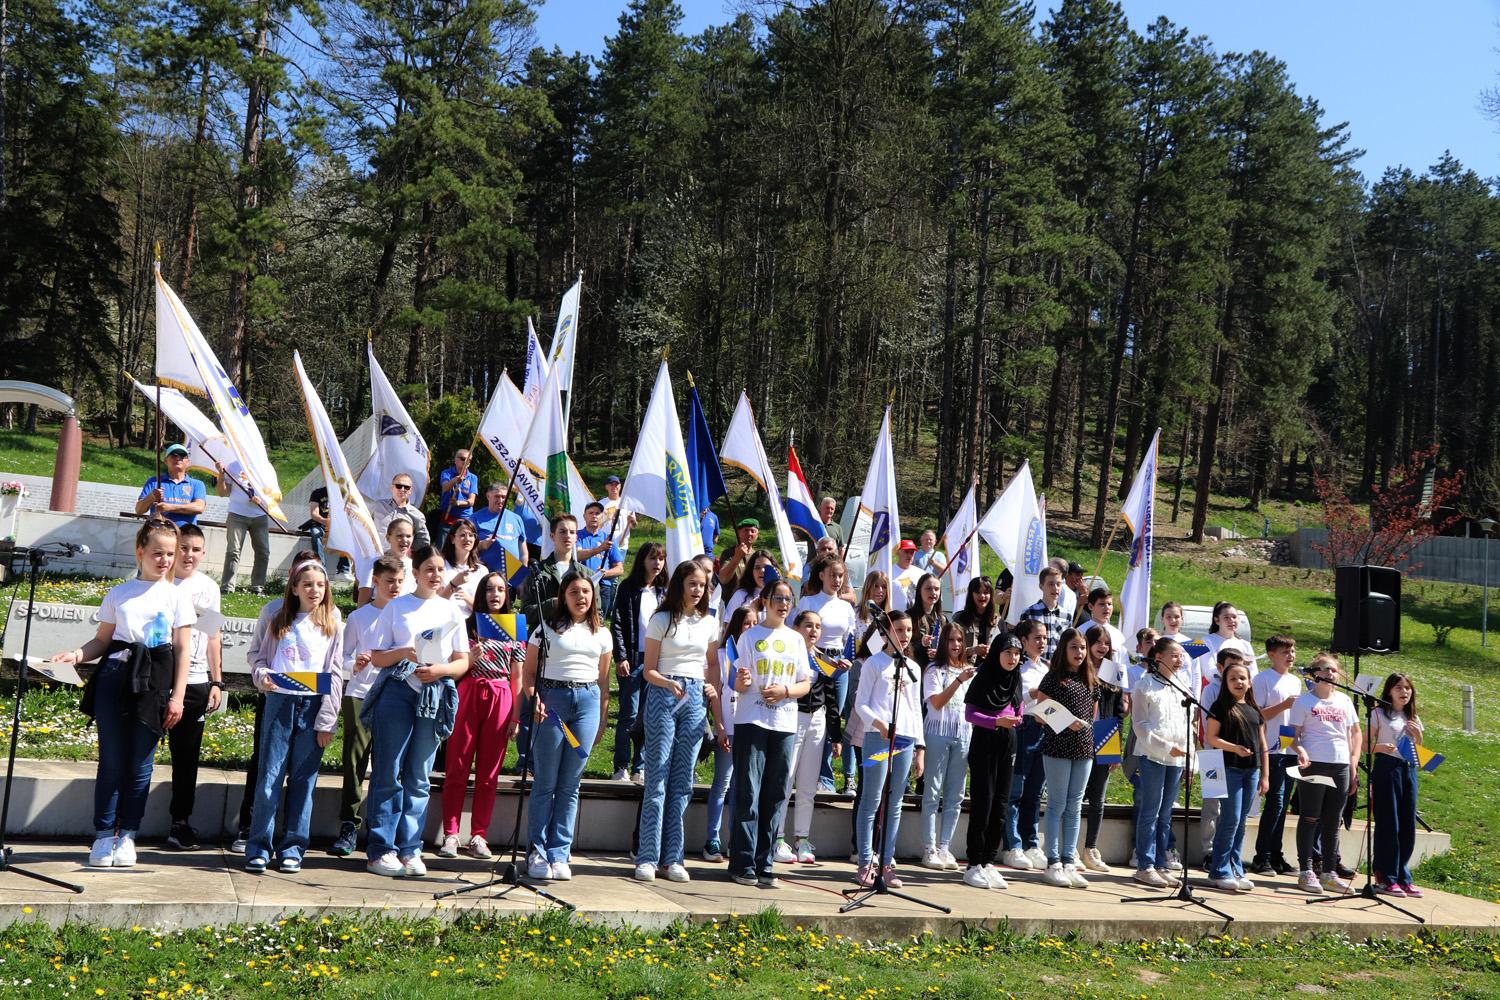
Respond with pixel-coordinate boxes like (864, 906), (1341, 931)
(1288, 653), (1362, 895)
(1079, 628), (1126, 874)
(1130, 637), (1191, 888)
(1036, 628), (1097, 887)
(522, 570), (613, 881)
(840, 571), (894, 795)
(246, 562), (345, 873)
(962, 632), (1025, 888)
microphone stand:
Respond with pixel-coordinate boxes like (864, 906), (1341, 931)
(840, 608), (950, 915)
(1119, 659), (1231, 923)
(1, 547), (84, 892)
(1304, 669), (1424, 923)
(434, 612), (573, 910)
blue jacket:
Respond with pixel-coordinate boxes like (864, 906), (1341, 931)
(360, 658), (459, 740)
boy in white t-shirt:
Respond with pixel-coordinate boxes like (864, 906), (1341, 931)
(330, 554), (406, 857)
(1248, 634), (1302, 875)
(166, 524), (224, 851)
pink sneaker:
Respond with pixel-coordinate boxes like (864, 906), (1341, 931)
(1400, 882), (1423, 898)
(854, 862), (875, 888)
(882, 864), (903, 888)
(1376, 879), (1408, 897)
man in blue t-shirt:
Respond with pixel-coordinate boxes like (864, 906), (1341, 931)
(473, 481), (529, 576)
(437, 447), (478, 545)
(700, 507), (720, 555)
(577, 500), (624, 617)
(135, 443), (207, 526)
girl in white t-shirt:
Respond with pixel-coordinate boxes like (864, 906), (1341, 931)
(841, 571), (893, 790)
(523, 570), (612, 880)
(634, 561), (719, 882)
(357, 517), (418, 605)
(775, 608), (842, 865)
(1197, 602), (1254, 689)
(1289, 653), (1362, 894)
(365, 546), (471, 878)
(721, 550), (775, 623)
(702, 604), (759, 862)
(728, 579), (812, 886)
(1371, 672), (1425, 897)
(51, 519), (194, 869)
(920, 621), (975, 872)
(246, 562), (344, 873)
(851, 610), (925, 887)
(439, 519), (483, 611)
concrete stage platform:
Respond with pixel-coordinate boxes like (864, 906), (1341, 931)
(0, 840), (1493, 942)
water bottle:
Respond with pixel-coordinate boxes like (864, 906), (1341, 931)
(145, 611), (171, 648)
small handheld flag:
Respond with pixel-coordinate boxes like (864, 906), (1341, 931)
(476, 612), (528, 644)
(1092, 718), (1123, 765)
(812, 650), (848, 679)
(1279, 724), (1297, 755)
(1397, 734), (1444, 772)
(1180, 641), (1211, 662)
(863, 735), (915, 766)
(549, 711), (590, 760)
(269, 671), (332, 695)
(1096, 657), (1130, 691)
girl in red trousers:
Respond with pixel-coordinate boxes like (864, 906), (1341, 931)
(438, 572), (523, 859)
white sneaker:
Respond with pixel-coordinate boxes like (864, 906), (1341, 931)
(1082, 847), (1110, 873)
(963, 866), (992, 889)
(983, 864), (1009, 890)
(612, 769), (630, 782)
(437, 835), (460, 858)
(1133, 868), (1168, 888)
(938, 846), (960, 870)
(772, 840), (796, 864)
(1298, 870), (1325, 894)
(1128, 850), (1138, 869)
(630, 770), (644, 785)
(633, 863), (656, 882)
(1157, 867), (1182, 886)
(367, 852), (403, 877)
(467, 835), (492, 860)
(1165, 849), (1183, 872)
(88, 834), (115, 868)
(527, 853), (551, 880)
(551, 861), (573, 880)
(1211, 877), (1242, 892)
(1042, 862), (1070, 887)
(113, 831), (137, 868)
(1000, 848), (1032, 870)
(665, 863), (690, 883)
(1024, 847), (1048, 870)
(1236, 876), (1255, 891)
(1063, 863), (1088, 888)
(795, 839), (816, 864)
(401, 854), (427, 877)
(920, 847), (946, 871)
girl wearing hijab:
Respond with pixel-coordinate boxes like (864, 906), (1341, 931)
(961, 631), (1025, 889)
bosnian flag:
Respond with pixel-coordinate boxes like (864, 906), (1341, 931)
(858, 406), (900, 584)
(785, 445), (826, 542)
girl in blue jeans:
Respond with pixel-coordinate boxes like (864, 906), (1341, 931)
(246, 562), (344, 872)
(608, 543), (667, 781)
(635, 561), (720, 882)
(1036, 628), (1097, 888)
(851, 611), (925, 888)
(1370, 673), (1424, 897)
(1130, 637), (1191, 888)
(920, 622), (975, 871)
(523, 570), (612, 880)
(1204, 655), (1268, 892)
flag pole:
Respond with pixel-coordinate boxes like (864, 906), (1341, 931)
(152, 243), (163, 493)
(474, 368), (508, 543)
(935, 525), (980, 583)
(1078, 516), (1124, 626)
(561, 270), (582, 431)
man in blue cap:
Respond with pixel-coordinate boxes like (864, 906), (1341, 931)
(135, 443), (207, 526)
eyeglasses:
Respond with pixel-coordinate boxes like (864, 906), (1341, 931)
(392, 484), (413, 492)
(768, 594), (794, 605)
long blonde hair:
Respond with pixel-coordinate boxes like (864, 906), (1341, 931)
(272, 562), (340, 638)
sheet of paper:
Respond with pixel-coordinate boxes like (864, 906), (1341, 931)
(1096, 657), (1130, 690)
(1028, 699), (1081, 734)
(1287, 766), (1335, 787)
(193, 608), (224, 635)
(1197, 749), (1228, 799)
(23, 656), (83, 687)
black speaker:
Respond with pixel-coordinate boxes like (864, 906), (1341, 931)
(1332, 565), (1401, 654)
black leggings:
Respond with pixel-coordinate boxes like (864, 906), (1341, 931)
(1082, 758), (1111, 849)
(1294, 761), (1350, 871)
(965, 726), (1017, 867)
(167, 682), (211, 821)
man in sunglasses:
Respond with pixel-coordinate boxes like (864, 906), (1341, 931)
(367, 472), (431, 548)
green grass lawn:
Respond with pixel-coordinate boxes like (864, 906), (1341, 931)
(0, 911), (1496, 999)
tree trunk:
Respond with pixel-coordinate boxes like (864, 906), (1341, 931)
(225, 14), (269, 390)
(1090, 192), (1147, 547)
(178, 57), (211, 292)
(964, 163), (993, 499)
(1191, 342), (1231, 542)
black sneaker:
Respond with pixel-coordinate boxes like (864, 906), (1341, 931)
(1248, 856), (1274, 876)
(1335, 861), (1357, 880)
(1272, 856), (1295, 876)
(166, 820), (198, 851)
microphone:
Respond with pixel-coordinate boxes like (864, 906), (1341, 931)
(57, 542), (91, 557)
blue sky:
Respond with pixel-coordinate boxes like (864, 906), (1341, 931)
(532, 0), (1500, 182)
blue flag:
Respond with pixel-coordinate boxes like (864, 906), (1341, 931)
(686, 384), (728, 518)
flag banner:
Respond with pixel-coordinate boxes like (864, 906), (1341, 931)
(811, 650), (849, 679)
(857, 406), (901, 584)
(292, 352), (384, 583)
(549, 710), (590, 760)
(1287, 766), (1336, 787)
(1096, 657), (1130, 690)
(940, 483), (979, 613)
(507, 562), (531, 594)
(619, 361), (703, 571)
(1197, 749), (1229, 799)
(1119, 428), (1160, 643)
(1093, 717), (1123, 765)
(476, 612), (528, 644)
(1279, 724), (1297, 755)
(863, 735), (915, 766)
(725, 635), (739, 668)
(548, 277), (582, 400)
(154, 265), (285, 522)
(686, 384), (728, 518)
(719, 392), (802, 581)
(514, 356), (572, 554)
(981, 462), (1046, 625)
(1397, 734), (1444, 772)
(524, 317), (550, 408)
(1029, 699), (1080, 734)
(415, 619), (461, 666)
(268, 671), (333, 695)
(127, 375), (241, 483)
(784, 445), (826, 542)
(357, 338), (430, 506)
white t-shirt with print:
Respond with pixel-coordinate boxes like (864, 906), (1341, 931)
(1289, 690), (1358, 765)
(372, 593), (468, 693)
(732, 624), (813, 734)
(97, 577), (196, 660)
(532, 622), (612, 684)
(644, 611), (716, 681)
(173, 571), (220, 684)
(269, 611), (335, 697)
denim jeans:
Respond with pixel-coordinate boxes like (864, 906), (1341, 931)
(1134, 757), (1182, 871)
(820, 669), (851, 790)
(1041, 755), (1092, 866)
(527, 683), (601, 864)
(92, 658), (159, 833)
(921, 730), (970, 850)
(613, 661), (647, 774)
(1372, 754), (1418, 884)
(856, 731), (916, 867)
(1208, 766), (1258, 880)
(1005, 718), (1045, 851)
(366, 680), (441, 860)
(705, 745), (733, 844)
(1253, 755), (1296, 861)
(222, 511), (270, 589)
(246, 693), (326, 863)
(729, 724), (795, 877)
(637, 679), (706, 867)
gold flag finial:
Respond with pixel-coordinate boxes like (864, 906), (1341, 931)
(686, 370), (696, 388)
(153, 241), (161, 264)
